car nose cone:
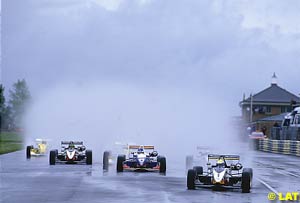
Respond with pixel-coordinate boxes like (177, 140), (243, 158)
(213, 170), (226, 183)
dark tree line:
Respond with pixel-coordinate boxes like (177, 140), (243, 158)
(0, 79), (31, 132)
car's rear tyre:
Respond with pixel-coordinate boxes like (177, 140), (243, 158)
(103, 151), (110, 170)
(86, 150), (93, 165)
(117, 155), (125, 172)
(193, 166), (203, 175)
(186, 155), (193, 170)
(158, 156), (166, 173)
(187, 169), (196, 190)
(248, 168), (253, 179)
(49, 150), (57, 165)
(26, 145), (32, 159)
(241, 168), (252, 193)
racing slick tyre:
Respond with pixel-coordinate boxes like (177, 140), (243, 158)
(158, 156), (166, 173)
(26, 145), (33, 159)
(186, 155), (193, 170)
(241, 168), (252, 193)
(187, 169), (196, 190)
(103, 151), (110, 170)
(86, 150), (93, 165)
(49, 150), (57, 165)
(117, 155), (125, 172)
(193, 166), (203, 175)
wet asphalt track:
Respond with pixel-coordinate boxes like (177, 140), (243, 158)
(1, 149), (299, 203)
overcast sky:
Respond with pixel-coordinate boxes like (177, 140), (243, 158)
(2, 0), (300, 115)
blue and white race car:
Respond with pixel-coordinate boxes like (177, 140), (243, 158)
(116, 145), (166, 173)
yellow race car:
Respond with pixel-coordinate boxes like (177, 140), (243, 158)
(26, 139), (49, 159)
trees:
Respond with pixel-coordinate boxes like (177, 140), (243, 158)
(8, 79), (31, 129)
(2, 105), (13, 130)
(0, 79), (31, 130)
(0, 85), (5, 131)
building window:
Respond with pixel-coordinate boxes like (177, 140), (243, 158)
(281, 106), (292, 113)
(254, 106), (261, 113)
(253, 106), (271, 114)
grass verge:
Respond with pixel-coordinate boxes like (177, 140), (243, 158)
(0, 132), (23, 155)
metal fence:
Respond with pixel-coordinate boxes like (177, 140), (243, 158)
(270, 126), (300, 140)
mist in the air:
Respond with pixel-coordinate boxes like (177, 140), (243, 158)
(3, 0), (300, 167)
(24, 81), (240, 162)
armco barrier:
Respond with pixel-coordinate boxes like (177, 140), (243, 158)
(258, 139), (300, 157)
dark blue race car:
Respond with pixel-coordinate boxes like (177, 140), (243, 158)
(116, 145), (166, 173)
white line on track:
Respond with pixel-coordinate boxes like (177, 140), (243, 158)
(277, 170), (300, 178)
(254, 160), (300, 178)
(256, 178), (279, 195)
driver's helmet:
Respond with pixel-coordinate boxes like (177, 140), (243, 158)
(69, 142), (75, 149)
(216, 158), (225, 167)
(137, 147), (144, 154)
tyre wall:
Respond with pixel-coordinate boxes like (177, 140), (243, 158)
(258, 139), (300, 157)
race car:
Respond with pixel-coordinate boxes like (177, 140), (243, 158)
(116, 145), (166, 173)
(248, 131), (266, 140)
(49, 141), (92, 165)
(187, 154), (253, 193)
(26, 139), (49, 159)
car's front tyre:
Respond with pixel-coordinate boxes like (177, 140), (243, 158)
(103, 151), (110, 170)
(158, 156), (166, 173)
(187, 169), (196, 190)
(86, 150), (93, 165)
(241, 168), (252, 193)
(49, 150), (57, 165)
(117, 155), (125, 172)
(26, 145), (33, 159)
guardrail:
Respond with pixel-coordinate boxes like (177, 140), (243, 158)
(258, 139), (300, 157)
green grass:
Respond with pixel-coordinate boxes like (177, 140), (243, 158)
(0, 132), (23, 154)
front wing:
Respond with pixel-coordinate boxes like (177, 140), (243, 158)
(196, 174), (242, 188)
(55, 154), (87, 164)
(123, 161), (160, 171)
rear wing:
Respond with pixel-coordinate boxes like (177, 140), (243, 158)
(35, 138), (50, 143)
(128, 145), (154, 150)
(208, 154), (240, 161)
(196, 146), (210, 150)
(61, 141), (83, 145)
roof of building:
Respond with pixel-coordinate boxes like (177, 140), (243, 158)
(257, 113), (288, 122)
(243, 84), (300, 103)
